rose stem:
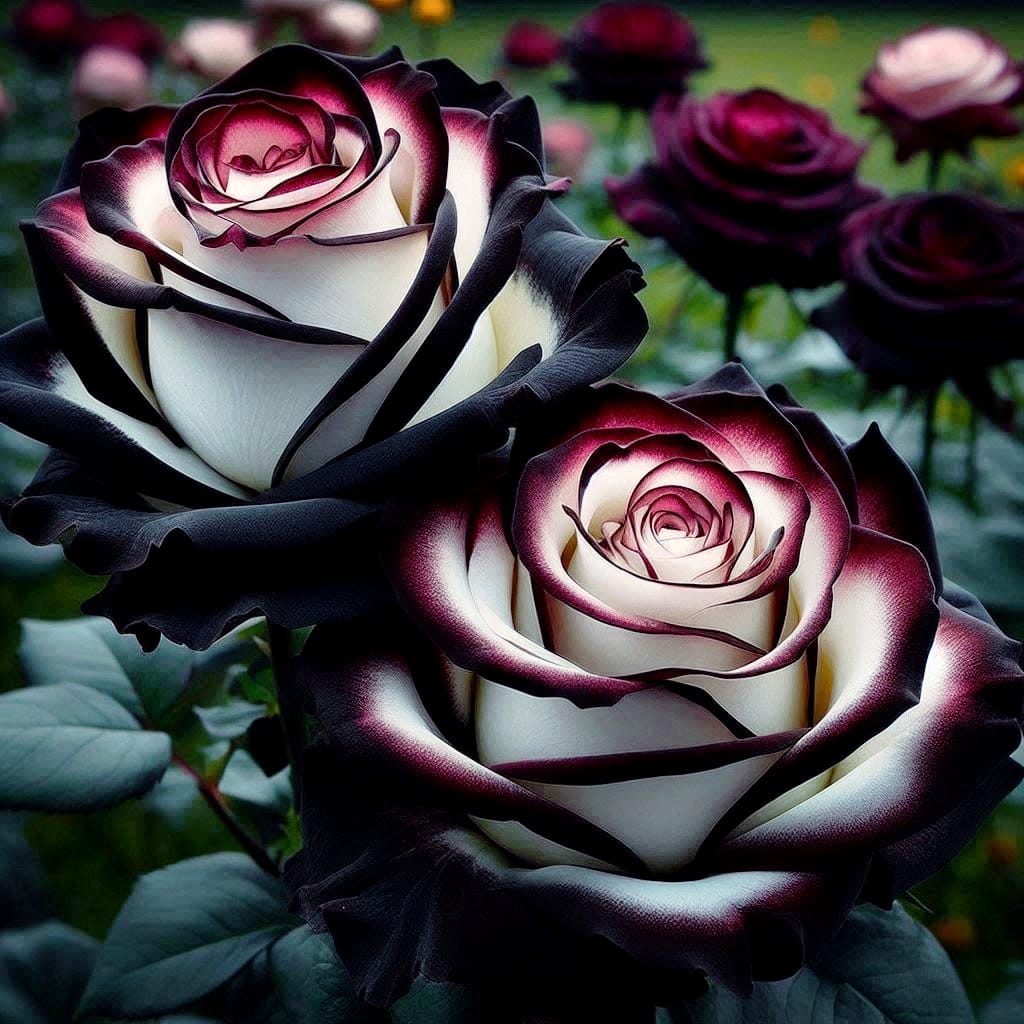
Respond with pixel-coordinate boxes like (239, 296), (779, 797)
(611, 106), (634, 175)
(267, 621), (306, 812)
(172, 753), (280, 876)
(919, 386), (940, 495)
(926, 150), (944, 191)
(722, 290), (746, 363)
(965, 402), (980, 501)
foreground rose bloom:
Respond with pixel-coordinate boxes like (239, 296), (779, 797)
(73, 46), (151, 117)
(301, 0), (381, 55)
(608, 88), (882, 295)
(861, 25), (1023, 162)
(171, 19), (259, 82)
(0, 46), (646, 649)
(502, 21), (563, 70)
(813, 193), (1024, 403)
(10, 0), (85, 64)
(558, 2), (708, 111)
(288, 366), (1023, 1008)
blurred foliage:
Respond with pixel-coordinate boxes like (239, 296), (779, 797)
(0, 1), (1022, 1015)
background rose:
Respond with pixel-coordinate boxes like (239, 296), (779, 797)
(78, 12), (165, 65)
(558, 2), (708, 111)
(288, 366), (1024, 1007)
(300, 1), (381, 55)
(72, 44), (151, 117)
(171, 19), (259, 82)
(607, 88), (882, 295)
(9, 0), (86, 64)
(861, 25), (1023, 162)
(813, 193), (1024, 399)
(502, 21), (563, 70)
(0, 45), (646, 650)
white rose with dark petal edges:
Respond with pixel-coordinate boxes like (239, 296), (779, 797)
(0, 45), (646, 650)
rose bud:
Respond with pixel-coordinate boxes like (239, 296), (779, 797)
(73, 46), (151, 118)
(608, 88), (882, 296)
(861, 25), (1023, 164)
(502, 21), (563, 70)
(78, 13), (166, 66)
(558, 2), (708, 111)
(9, 0), (86, 65)
(813, 193), (1024, 397)
(288, 365), (1024, 1009)
(543, 117), (592, 180)
(301, 1), (382, 55)
(171, 20), (260, 82)
(1, 46), (646, 650)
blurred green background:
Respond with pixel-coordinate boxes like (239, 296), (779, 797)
(0, 0), (1022, 1012)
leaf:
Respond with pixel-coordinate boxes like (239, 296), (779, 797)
(195, 702), (266, 740)
(0, 814), (52, 929)
(222, 926), (382, 1024)
(0, 684), (171, 812)
(219, 751), (291, 814)
(982, 963), (1024, 1024)
(77, 853), (294, 1020)
(674, 904), (973, 1024)
(0, 921), (98, 1024)
(390, 979), (481, 1024)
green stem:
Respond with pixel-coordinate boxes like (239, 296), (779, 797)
(267, 622), (305, 812)
(919, 387), (939, 495)
(173, 754), (279, 876)
(611, 106), (634, 175)
(723, 291), (746, 363)
(926, 150), (944, 191)
(964, 402), (980, 502)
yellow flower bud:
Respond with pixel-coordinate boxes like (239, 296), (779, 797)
(370, 0), (405, 11)
(412, 0), (453, 27)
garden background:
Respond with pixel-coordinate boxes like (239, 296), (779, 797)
(0, 0), (1022, 1016)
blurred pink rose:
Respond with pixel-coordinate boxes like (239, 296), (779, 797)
(0, 82), (13, 124)
(73, 45), (151, 117)
(862, 25), (1023, 161)
(301, 0), (382, 54)
(543, 118), (593, 179)
(172, 19), (259, 81)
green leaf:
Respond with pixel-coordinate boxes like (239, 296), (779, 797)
(0, 921), (98, 1024)
(223, 926), (381, 1024)
(390, 979), (481, 1024)
(77, 853), (293, 1020)
(0, 814), (52, 927)
(219, 751), (291, 814)
(982, 963), (1024, 1024)
(675, 904), (973, 1024)
(0, 684), (171, 812)
(195, 702), (266, 740)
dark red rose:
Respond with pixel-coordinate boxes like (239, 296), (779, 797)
(814, 193), (1024, 395)
(9, 0), (86, 65)
(861, 25), (1023, 163)
(502, 21), (563, 70)
(79, 13), (166, 66)
(607, 88), (882, 295)
(558, 2), (707, 110)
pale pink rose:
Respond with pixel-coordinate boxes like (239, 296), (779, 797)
(542, 118), (593, 180)
(302, 0), (382, 54)
(172, 19), (259, 81)
(862, 25), (1023, 161)
(73, 46), (151, 117)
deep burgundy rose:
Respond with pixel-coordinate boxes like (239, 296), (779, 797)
(502, 21), (563, 70)
(813, 193), (1024, 397)
(558, 2), (708, 110)
(607, 89), (882, 295)
(0, 46), (646, 650)
(79, 13), (166, 66)
(9, 0), (86, 64)
(861, 25), (1023, 162)
(288, 365), (1024, 1008)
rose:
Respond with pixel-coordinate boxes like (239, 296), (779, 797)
(171, 20), (259, 82)
(300, 1), (381, 55)
(861, 25), (1023, 162)
(0, 45), (646, 650)
(0, 82), (13, 126)
(9, 0), (86, 65)
(78, 14), (166, 66)
(287, 366), (1024, 1008)
(73, 45), (151, 118)
(558, 2), (708, 111)
(502, 21), (563, 70)
(813, 193), (1024, 403)
(607, 88), (882, 295)
(543, 118), (592, 180)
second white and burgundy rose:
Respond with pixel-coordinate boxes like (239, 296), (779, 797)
(288, 366), (1023, 1006)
